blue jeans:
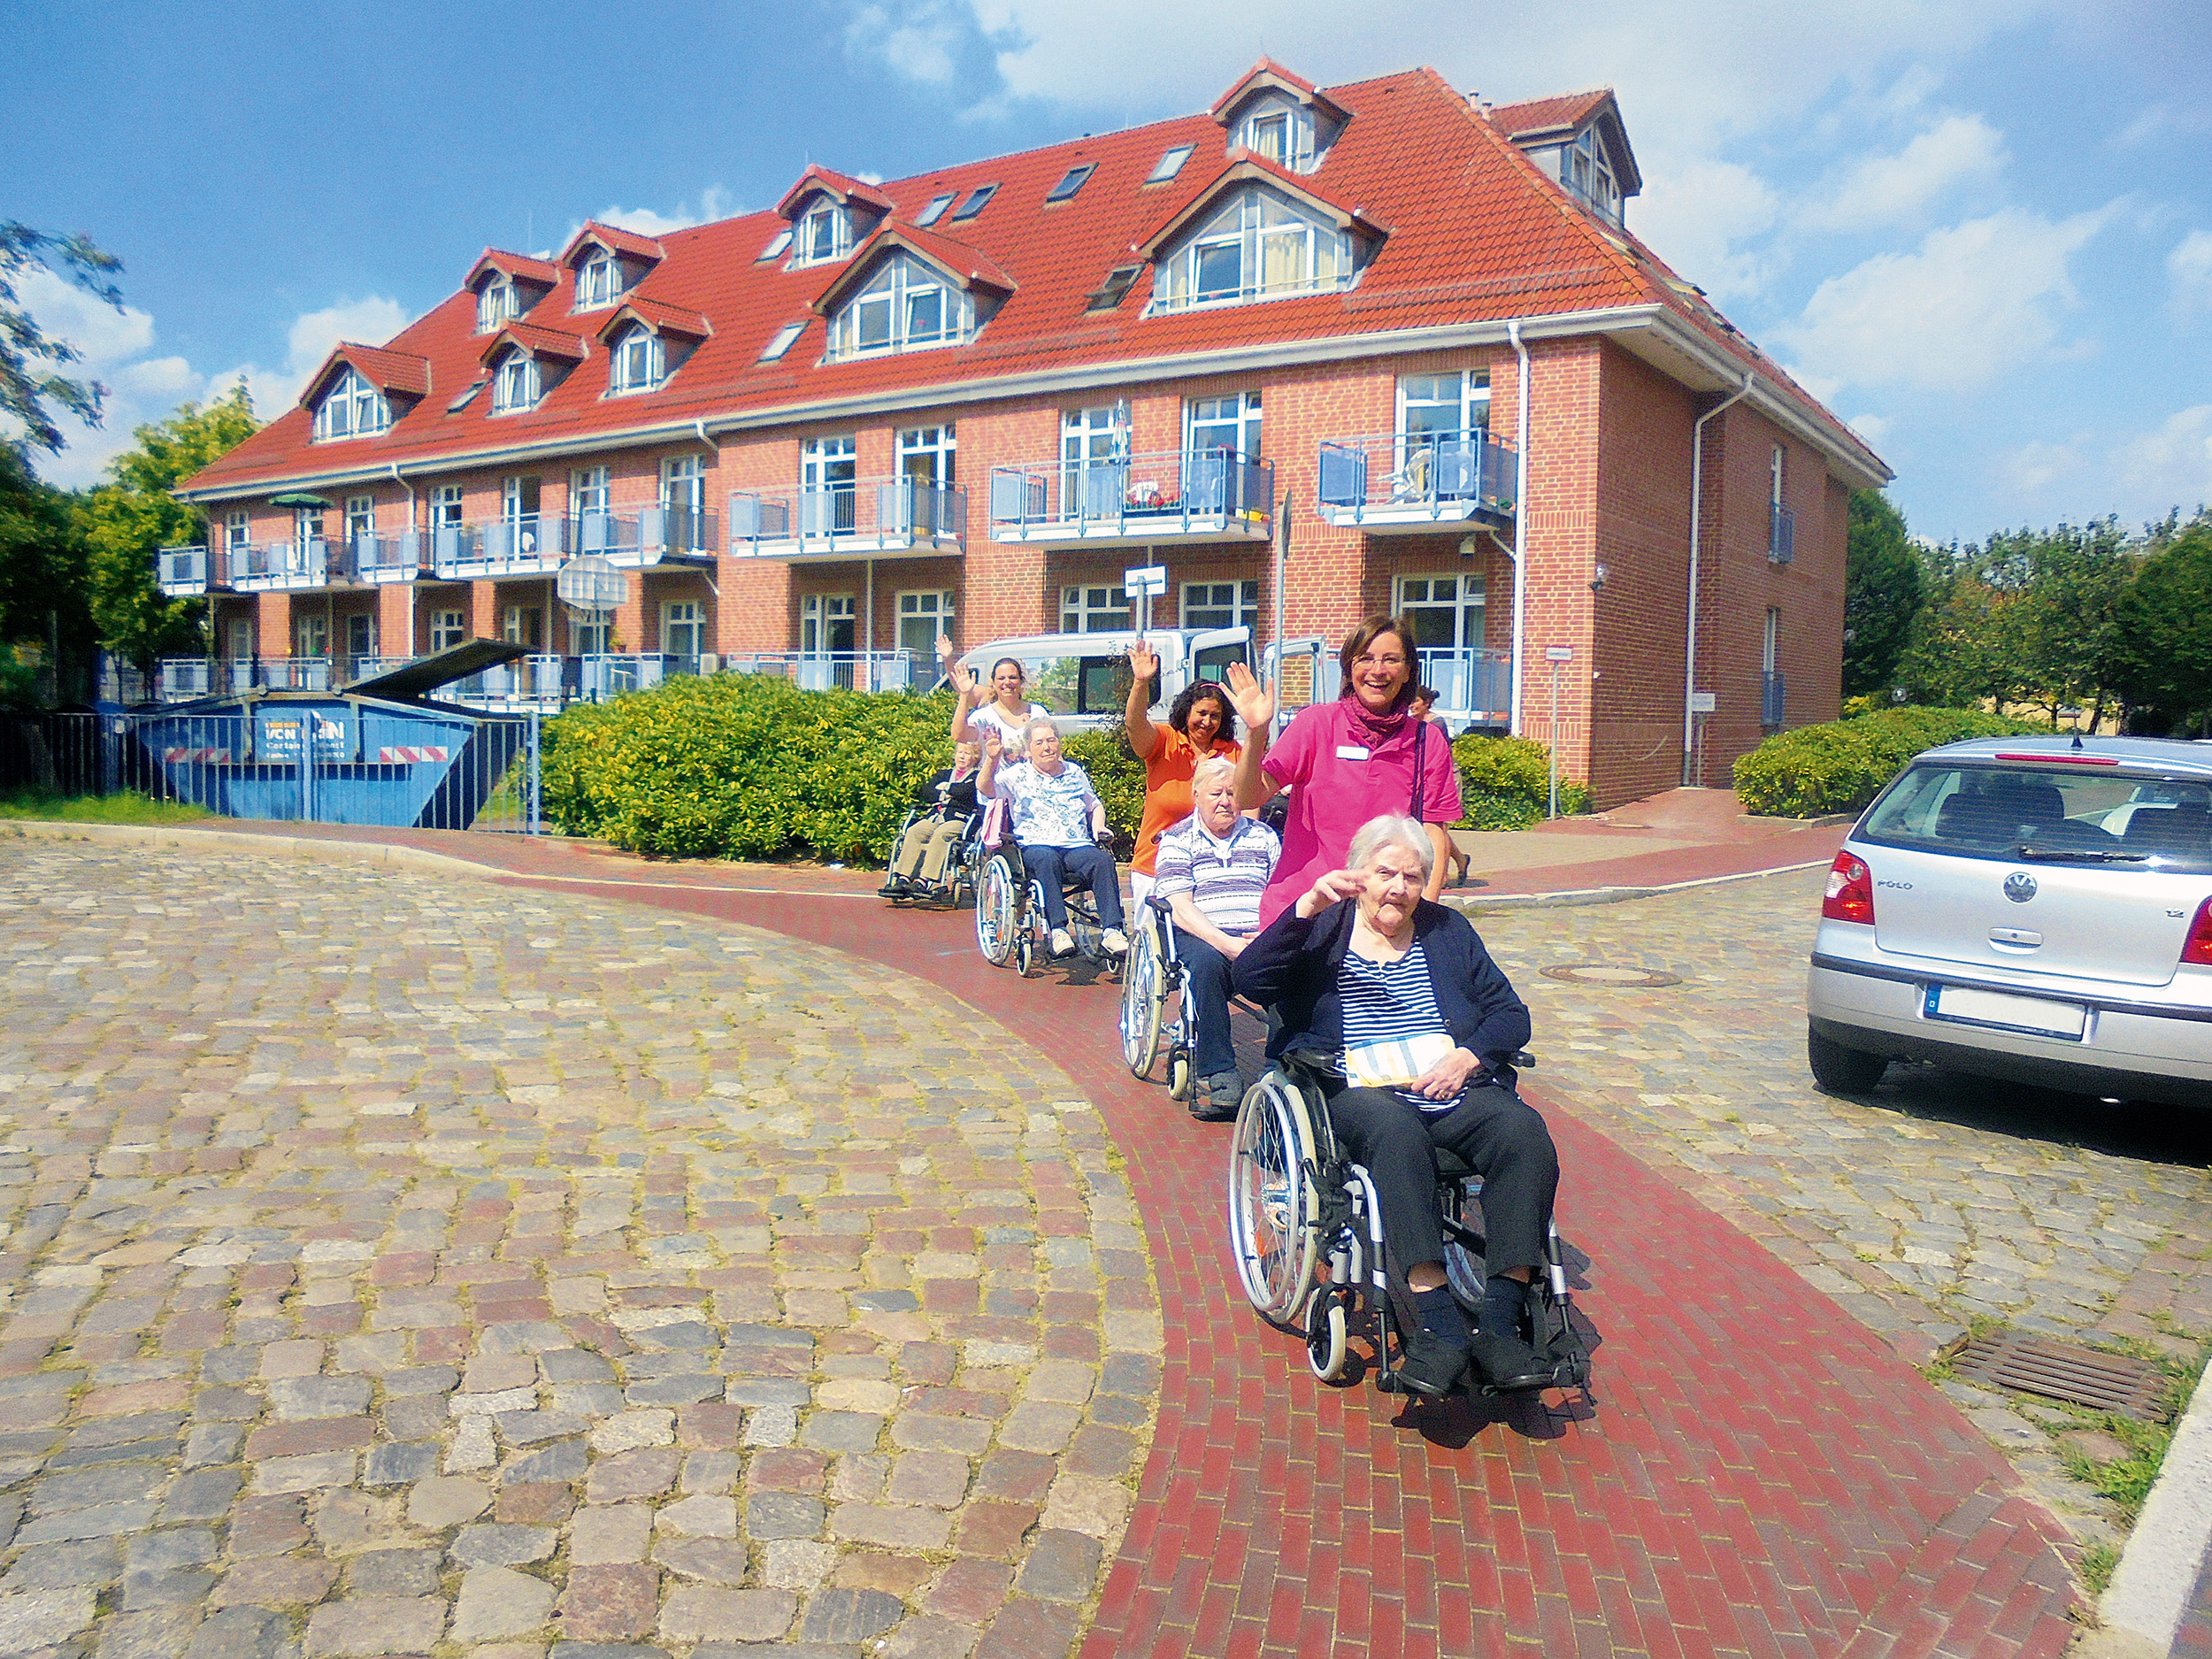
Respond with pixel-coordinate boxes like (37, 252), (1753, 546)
(1020, 842), (1122, 932)
(1176, 933), (1240, 1079)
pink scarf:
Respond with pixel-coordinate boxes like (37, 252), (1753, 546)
(1339, 687), (1415, 750)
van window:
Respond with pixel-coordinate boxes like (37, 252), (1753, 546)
(1861, 763), (2212, 872)
(1007, 653), (1140, 717)
(1193, 642), (1245, 684)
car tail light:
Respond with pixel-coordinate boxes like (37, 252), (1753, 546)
(2184, 896), (2212, 966)
(1823, 851), (1875, 925)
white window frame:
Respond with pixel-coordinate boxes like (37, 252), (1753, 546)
(1393, 572), (1487, 654)
(791, 203), (852, 267)
(1564, 127), (1621, 224)
(1147, 144), (1195, 184)
(572, 465), (610, 518)
(896, 424), (956, 488)
(476, 278), (520, 333)
(430, 610), (467, 652)
(662, 599), (705, 658)
(344, 495), (374, 541)
(1060, 583), (1130, 634)
(345, 614), (376, 658)
(801, 436), (857, 536)
(311, 367), (389, 442)
(296, 613), (330, 658)
(431, 484), (465, 529)
(224, 510), (250, 556)
(828, 254), (970, 360)
(1770, 444), (1786, 509)
(1185, 391), (1262, 462)
(502, 477), (542, 550)
(662, 454), (704, 515)
(574, 250), (624, 311)
(1396, 371), (1491, 445)
(227, 618), (255, 659)
(915, 194), (955, 228)
(1148, 186), (1350, 314)
(1237, 96), (1316, 171)
(1179, 580), (1259, 631)
(502, 603), (543, 649)
(801, 592), (856, 656)
(895, 588), (953, 657)
(492, 349), (540, 414)
(759, 320), (806, 362)
(610, 325), (664, 395)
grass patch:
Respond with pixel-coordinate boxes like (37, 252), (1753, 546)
(2050, 1338), (2209, 1526)
(2078, 1540), (2120, 1599)
(0, 788), (211, 825)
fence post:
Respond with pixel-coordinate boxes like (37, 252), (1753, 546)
(527, 710), (541, 835)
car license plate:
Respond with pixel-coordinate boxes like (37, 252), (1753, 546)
(1924, 983), (2087, 1040)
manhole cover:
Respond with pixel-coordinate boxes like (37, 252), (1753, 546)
(1945, 1331), (2168, 1421)
(1540, 963), (1682, 988)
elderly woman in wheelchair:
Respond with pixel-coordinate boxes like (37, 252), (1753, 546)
(1229, 813), (1580, 1401)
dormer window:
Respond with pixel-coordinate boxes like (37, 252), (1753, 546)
(575, 252), (626, 311)
(476, 279), (523, 334)
(609, 324), (665, 395)
(491, 349), (541, 414)
(826, 253), (972, 360)
(794, 203), (852, 266)
(311, 368), (389, 442)
(1149, 186), (1352, 313)
(1563, 127), (1622, 224)
(1235, 97), (1317, 172)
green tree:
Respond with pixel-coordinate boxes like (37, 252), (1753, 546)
(2, 223), (125, 454)
(1985, 518), (2133, 727)
(1842, 489), (1921, 697)
(2107, 514), (2212, 735)
(78, 386), (260, 672)
(0, 443), (93, 704)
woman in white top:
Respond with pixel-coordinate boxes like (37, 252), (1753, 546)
(941, 635), (1048, 763)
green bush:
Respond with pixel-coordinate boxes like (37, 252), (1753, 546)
(1732, 705), (2045, 818)
(1448, 732), (1589, 830)
(540, 673), (962, 862)
(1060, 726), (1144, 852)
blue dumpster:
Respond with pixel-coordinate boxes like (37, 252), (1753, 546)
(129, 641), (534, 831)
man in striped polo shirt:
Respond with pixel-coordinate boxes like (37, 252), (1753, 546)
(1153, 756), (1281, 1120)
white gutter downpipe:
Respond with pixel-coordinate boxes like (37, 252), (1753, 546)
(1508, 320), (1530, 737)
(389, 462), (413, 531)
(1684, 371), (1756, 785)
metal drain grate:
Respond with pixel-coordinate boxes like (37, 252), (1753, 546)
(1945, 1331), (2168, 1421)
(1540, 963), (1682, 988)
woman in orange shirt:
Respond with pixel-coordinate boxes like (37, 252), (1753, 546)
(1123, 640), (1242, 906)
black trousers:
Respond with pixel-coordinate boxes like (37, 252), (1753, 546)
(1323, 1082), (1558, 1279)
(1020, 843), (1124, 931)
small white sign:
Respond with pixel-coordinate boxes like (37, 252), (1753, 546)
(1689, 691), (1717, 713)
(1123, 564), (1168, 595)
(1544, 645), (1574, 662)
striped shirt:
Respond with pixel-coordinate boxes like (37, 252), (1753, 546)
(1152, 813), (1280, 937)
(1337, 941), (1456, 1111)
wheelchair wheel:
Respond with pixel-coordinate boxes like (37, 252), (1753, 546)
(1305, 1283), (1352, 1382)
(1168, 1049), (1190, 1102)
(1440, 1178), (1488, 1317)
(1226, 1072), (1320, 1321)
(975, 852), (1020, 967)
(1119, 926), (1164, 1079)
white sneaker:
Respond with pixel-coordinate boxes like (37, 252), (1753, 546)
(1101, 928), (1129, 956)
(1049, 928), (1075, 957)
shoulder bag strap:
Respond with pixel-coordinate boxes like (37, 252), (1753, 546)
(1409, 718), (1426, 820)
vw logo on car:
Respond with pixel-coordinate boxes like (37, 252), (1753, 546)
(2003, 871), (2039, 904)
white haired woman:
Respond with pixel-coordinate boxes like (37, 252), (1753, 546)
(978, 717), (1127, 957)
(1232, 814), (1555, 1398)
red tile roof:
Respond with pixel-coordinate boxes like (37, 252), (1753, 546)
(776, 165), (897, 220)
(300, 342), (432, 405)
(1133, 155), (1389, 258)
(558, 220), (665, 266)
(1209, 58), (1347, 125)
(187, 65), (1886, 496)
(464, 250), (563, 291)
(811, 224), (1017, 318)
(1487, 88), (1615, 139)
(595, 296), (712, 341)
(479, 321), (588, 368)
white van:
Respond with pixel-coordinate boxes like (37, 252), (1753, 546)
(949, 628), (1329, 735)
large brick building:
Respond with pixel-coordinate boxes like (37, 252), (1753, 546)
(166, 60), (1888, 807)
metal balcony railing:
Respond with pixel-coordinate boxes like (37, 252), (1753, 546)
(1416, 648), (1515, 724)
(1316, 431), (1517, 524)
(988, 449), (1272, 542)
(157, 545), (213, 595)
(156, 658), (211, 702)
(1769, 502), (1794, 565)
(433, 516), (567, 579)
(572, 507), (718, 565)
(261, 657), (333, 691)
(726, 480), (964, 557)
(233, 539), (337, 591)
(726, 650), (921, 693)
(1761, 669), (1786, 727)
(352, 530), (424, 582)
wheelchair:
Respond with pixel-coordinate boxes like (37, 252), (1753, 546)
(879, 805), (980, 907)
(1225, 1051), (1590, 1400)
(1120, 896), (1194, 1099)
(973, 836), (1125, 979)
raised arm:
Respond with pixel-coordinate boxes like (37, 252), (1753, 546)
(942, 636), (983, 742)
(1224, 662), (1279, 808)
(1122, 641), (1162, 761)
(976, 727), (1003, 798)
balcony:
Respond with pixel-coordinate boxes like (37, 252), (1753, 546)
(233, 539), (339, 593)
(353, 531), (425, 584)
(726, 649), (922, 693)
(1761, 669), (1786, 728)
(578, 507), (719, 568)
(988, 449), (1272, 549)
(157, 545), (219, 597)
(445, 654), (571, 710)
(432, 516), (568, 580)
(1316, 433), (1517, 534)
(1768, 502), (1795, 565)
(1417, 647), (1514, 726)
(262, 657), (333, 690)
(727, 481), (964, 563)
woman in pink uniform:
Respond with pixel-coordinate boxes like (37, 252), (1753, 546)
(1225, 615), (1463, 929)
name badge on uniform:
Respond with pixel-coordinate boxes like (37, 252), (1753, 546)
(1335, 744), (1370, 761)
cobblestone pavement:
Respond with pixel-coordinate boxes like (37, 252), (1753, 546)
(1467, 866), (2212, 1563)
(0, 843), (1158, 1659)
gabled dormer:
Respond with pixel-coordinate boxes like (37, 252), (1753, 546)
(811, 224), (1012, 362)
(1210, 59), (1348, 175)
(465, 250), (560, 334)
(594, 297), (710, 396)
(1137, 157), (1385, 316)
(561, 222), (665, 313)
(776, 166), (895, 269)
(300, 344), (430, 442)
(1486, 88), (1642, 228)
(478, 323), (585, 415)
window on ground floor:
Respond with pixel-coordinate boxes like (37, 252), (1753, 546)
(1061, 584), (1129, 633)
(1180, 579), (1259, 631)
(663, 600), (704, 658)
(345, 615), (375, 659)
(802, 593), (856, 655)
(226, 618), (254, 659)
(502, 605), (543, 649)
(296, 614), (330, 657)
(1394, 572), (1486, 656)
(431, 609), (467, 652)
(897, 588), (953, 657)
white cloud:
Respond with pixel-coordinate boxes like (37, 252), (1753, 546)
(847, 0), (964, 83)
(284, 296), (410, 382)
(2168, 230), (2212, 317)
(1994, 437), (2083, 495)
(2113, 403), (2212, 508)
(1797, 114), (2007, 232)
(12, 266), (155, 369)
(1778, 204), (2115, 394)
(585, 187), (735, 241)
(1632, 157), (1781, 298)
(1847, 412), (1892, 446)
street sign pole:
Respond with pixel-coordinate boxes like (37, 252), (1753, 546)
(1123, 564), (1167, 639)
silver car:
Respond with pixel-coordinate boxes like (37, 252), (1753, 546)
(1806, 735), (2212, 1107)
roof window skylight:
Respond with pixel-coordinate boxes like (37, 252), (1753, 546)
(1085, 265), (1142, 314)
(950, 183), (998, 222)
(1147, 144), (1195, 184)
(759, 321), (806, 363)
(915, 193), (955, 228)
(446, 380), (487, 413)
(758, 228), (793, 261)
(1047, 164), (1094, 203)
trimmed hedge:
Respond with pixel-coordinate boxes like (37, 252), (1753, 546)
(1448, 733), (1590, 831)
(1732, 705), (2045, 818)
(1060, 727), (1145, 853)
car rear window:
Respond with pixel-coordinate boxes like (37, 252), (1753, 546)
(1861, 762), (2212, 872)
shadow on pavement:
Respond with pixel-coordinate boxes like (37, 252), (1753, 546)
(1863, 1061), (2212, 1169)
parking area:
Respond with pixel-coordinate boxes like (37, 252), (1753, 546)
(1467, 864), (2212, 1557)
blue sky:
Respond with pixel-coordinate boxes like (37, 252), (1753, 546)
(6, 0), (2208, 545)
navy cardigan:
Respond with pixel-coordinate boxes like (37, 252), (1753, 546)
(1232, 897), (1532, 1077)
